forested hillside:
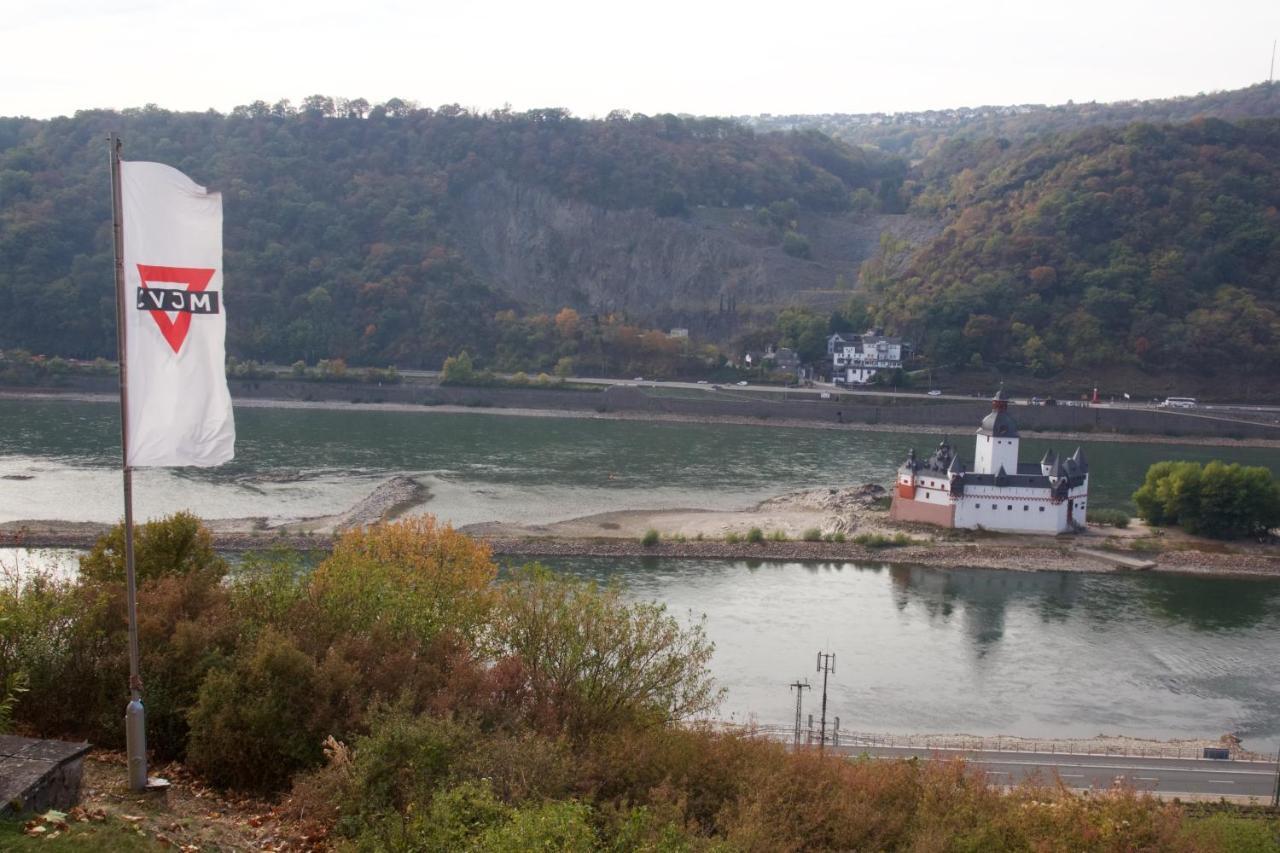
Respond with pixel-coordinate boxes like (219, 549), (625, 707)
(0, 101), (903, 367)
(864, 118), (1280, 379)
(3, 93), (1280, 386)
(742, 83), (1280, 161)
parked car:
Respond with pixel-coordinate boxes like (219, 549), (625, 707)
(696, 379), (708, 384)
(736, 381), (749, 386)
(927, 389), (942, 397)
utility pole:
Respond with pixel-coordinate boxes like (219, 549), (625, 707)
(816, 651), (836, 753)
(789, 679), (810, 749)
(1272, 741), (1279, 809)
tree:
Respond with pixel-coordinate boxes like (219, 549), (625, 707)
(782, 230), (812, 259)
(1133, 461), (1280, 538)
(441, 350), (476, 384)
(79, 511), (226, 585)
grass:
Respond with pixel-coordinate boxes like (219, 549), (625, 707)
(746, 527), (763, 544)
(802, 528), (822, 542)
(640, 529), (659, 547)
(767, 529), (787, 542)
(852, 532), (913, 548)
(0, 814), (164, 851)
(870, 496), (893, 511)
(724, 531), (741, 544)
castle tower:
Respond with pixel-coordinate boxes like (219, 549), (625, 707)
(973, 387), (1020, 475)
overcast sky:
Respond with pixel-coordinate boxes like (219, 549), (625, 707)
(5, 0), (1278, 119)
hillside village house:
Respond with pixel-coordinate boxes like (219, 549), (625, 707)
(890, 389), (1090, 534)
(828, 332), (906, 385)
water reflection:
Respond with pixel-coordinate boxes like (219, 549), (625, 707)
(887, 565), (1083, 652)
(538, 556), (1280, 742)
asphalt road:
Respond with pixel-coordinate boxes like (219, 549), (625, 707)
(836, 744), (1279, 799)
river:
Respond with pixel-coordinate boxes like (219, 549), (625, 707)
(535, 556), (1280, 746)
(4, 397), (1280, 526)
(4, 397), (1280, 746)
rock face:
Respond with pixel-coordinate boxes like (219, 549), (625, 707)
(452, 175), (938, 332)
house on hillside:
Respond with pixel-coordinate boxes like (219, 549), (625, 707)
(889, 389), (1089, 534)
(828, 332), (906, 385)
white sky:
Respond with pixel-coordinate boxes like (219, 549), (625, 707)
(4, 0), (1278, 119)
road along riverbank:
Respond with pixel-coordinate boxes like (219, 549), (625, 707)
(6, 374), (1280, 445)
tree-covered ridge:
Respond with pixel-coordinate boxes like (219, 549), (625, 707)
(864, 118), (1280, 377)
(0, 102), (901, 366)
(740, 82), (1280, 161)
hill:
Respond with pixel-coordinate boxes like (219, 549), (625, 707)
(860, 118), (1280, 389)
(0, 102), (910, 368)
(738, 83), (1280, 161)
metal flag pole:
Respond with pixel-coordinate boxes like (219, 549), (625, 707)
(109, 133), (148, 791)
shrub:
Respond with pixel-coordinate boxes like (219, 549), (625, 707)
(473, 800), (598, 852)
(186, 628), (331, 791)
(493, 565), (721, 734)
(307, 516), (496, 646)
(746, 527), (764, 543)
(1089, 507), (1132, 528)
(852, 532), (911, 548)
(832, 532), (846, 543)
(641, 529), (660, 547)
(767, 530), (787, 542)
(79, 510), (226, 585)
(802, 528), (822, 542)
(725, 532), (741, 544)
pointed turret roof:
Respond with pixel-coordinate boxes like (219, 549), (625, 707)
(1041, 449), (1058, 466)
(1070, 447), (1088, 472)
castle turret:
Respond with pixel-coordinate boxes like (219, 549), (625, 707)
(973, 387), (1020, 475)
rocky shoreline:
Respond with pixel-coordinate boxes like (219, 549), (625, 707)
(6, 524), (1278, 579)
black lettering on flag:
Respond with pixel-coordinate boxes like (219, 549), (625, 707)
(136, 287), (220, 314)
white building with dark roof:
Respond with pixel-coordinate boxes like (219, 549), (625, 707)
(828, 332), (905, 385)
(889, 389), (1089, 533)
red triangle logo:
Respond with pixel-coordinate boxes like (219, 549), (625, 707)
(137, 264), (216, 354)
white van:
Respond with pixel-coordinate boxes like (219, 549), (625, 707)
(1158, 397), (1197, 409)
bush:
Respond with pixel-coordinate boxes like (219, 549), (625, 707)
(473, 800), (597, 852)
(641, 529), (660, 547)
(746, 527), (764, 543)
(493, 565), (721, 735)
(725, 532), (741, 544)
(306, 516), (496, 646)
(186, 628), (331, 791)
(802, 528), (822, 542)
(767, 530), (787, 542)
(1089, 507), (1131, 528)
(79, 510), (226, 585)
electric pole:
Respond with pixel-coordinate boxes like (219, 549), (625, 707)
(789, 679), (810, 748)
(1272, 740), (1279, 808)
(816, 651), (836, 753)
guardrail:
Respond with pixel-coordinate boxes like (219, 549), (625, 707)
(720, 723), (1277, 763)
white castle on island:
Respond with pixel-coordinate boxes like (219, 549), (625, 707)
(890, 389), (1089, 533)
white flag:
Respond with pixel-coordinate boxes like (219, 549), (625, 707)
(122, 161), (235, 467)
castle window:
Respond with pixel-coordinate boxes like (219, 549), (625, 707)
(1039, 506), (1045, 512)
(991, 504), (997, 509)
(1023, 505), (1028, 511)
(1007, 505), (1013, 511)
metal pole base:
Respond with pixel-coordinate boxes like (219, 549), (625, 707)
(125, 698), (148, 791)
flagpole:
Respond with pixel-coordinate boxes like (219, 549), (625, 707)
(109, 133), (148, 791)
